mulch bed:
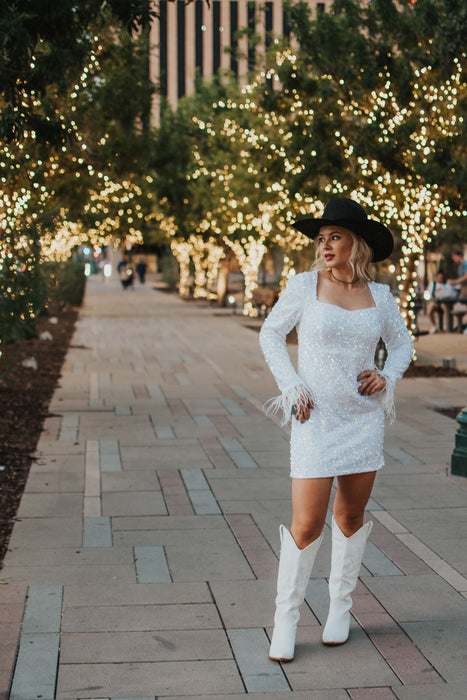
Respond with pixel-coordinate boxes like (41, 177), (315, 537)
(404, 363), (466, 378)
(0, 306), (79, 566)
(435, 406), (464, 421)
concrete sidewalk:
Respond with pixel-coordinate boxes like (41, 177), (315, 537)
(1, 277), (466, 700)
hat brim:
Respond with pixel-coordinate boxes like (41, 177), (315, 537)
(292, 216), (394, 263)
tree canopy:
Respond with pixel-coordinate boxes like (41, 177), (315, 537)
(147, 0), (465, 323)
(0, 0), (465, 334)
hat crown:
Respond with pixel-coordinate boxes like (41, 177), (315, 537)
(323, 198), (368, 222)
(291, 196), (394, 263)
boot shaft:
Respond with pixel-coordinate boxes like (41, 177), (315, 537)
(328, 518), (373, 597)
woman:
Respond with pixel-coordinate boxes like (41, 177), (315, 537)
(259, 197), (413, 662)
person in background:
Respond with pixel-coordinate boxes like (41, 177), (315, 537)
(449, 250), (467, 291)
(118, 257), (134, 290)
(449, 251), (467, 332)
(117, 256), (128, 276)
(136, 258), (147, 284)
(427, 271), (456, 333)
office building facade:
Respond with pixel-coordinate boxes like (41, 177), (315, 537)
(150, 0), (327, 121)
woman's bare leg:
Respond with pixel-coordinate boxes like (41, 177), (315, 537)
(291, 477), (333, 549)
(321, 471), (376, 645)
(333, 471), (377, 536)
(427, 301), (437, 326)
(269, 477), (331, 660)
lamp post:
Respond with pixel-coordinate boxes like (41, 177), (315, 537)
(451, 408), (467, 477)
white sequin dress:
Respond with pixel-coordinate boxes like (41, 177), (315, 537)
(259, 271), (413, 478)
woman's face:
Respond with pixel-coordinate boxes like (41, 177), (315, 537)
(316, 226), (354, 268)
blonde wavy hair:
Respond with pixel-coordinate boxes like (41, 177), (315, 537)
(311, 229), (373, 282)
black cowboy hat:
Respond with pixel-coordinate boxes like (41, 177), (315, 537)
(292, 197), (394, 263)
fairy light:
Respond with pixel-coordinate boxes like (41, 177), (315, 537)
(170, 239), (193, 296)
(150, 44), (464, 326)
(189, 73), (330, 314)
(189, 236), (225, 300)
(219, 50), (464, 326)
(345, 58), (466, 331)
(1, 34), (149, 346)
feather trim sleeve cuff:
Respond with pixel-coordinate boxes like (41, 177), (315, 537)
(378, 373), (396, 423)
(263, 383), (314, 427)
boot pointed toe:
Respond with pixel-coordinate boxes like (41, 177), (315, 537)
(321, 616), (349, 645)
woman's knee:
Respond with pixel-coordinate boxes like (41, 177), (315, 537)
(333, 509), (364, 536)
(290, 477), (333, 548)
(291, 515), (325, 549)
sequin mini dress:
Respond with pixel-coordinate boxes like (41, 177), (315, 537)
(259, 271), (413, 478)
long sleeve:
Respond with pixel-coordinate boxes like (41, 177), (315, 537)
(378, 286), (414, 422)
(259, 274), (313, 425)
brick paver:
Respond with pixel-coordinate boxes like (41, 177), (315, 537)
(1, 277), (466, 699)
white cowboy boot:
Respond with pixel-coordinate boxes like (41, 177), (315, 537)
(269, 525), (323, 662)
(322, 516), (373, 646)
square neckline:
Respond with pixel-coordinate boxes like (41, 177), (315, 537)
(313, 271), (377, 312)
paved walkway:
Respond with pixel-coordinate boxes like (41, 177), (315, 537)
(1, 277), (467, 700)
(413, 331), (467, 372)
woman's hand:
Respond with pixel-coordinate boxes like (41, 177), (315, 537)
(292, 398), (314, 423)
(357, 369), (386, 396)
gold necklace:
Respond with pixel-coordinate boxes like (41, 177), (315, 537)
(330, 269), (360, 286)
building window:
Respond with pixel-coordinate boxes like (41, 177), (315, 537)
(247, 1), (256, 72)
(230, 1), (238, 77)
(213, 1), (221, 74)
(159, 0), (168, 97)
(317, 3), (325, 12)
(195, 0), (203, 74)
(265, 1), (273, 48)
(283, 5), (290, 38)
(177, 0), (185, 97)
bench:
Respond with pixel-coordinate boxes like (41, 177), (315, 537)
(453, 309), (467, 333)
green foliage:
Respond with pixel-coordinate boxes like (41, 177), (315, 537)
(0, 0), (160, 142)
(276, 0), (466, 210)
(77, 19), (154, 177)
(150, 101), (194, 238)
(0, 0), (213, 346)
(147, 0), (464, 313)
(0, 257), (85, 344)
(0, 224), (45, 342)
(41, 261), (86, 307)
(0, 1), (160, 353)
(159, 251), (179, 289)
(149, 79), (241, 243)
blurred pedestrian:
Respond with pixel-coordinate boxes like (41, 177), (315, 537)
(117, 256), (128, 275)
(119, 259), (134, 290)
(448, 250), (467, 330)
(136, 258), (147, 284)
(259, 198), (413, 662)
(449, 250), (467, 285)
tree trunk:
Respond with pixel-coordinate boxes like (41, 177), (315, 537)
(170, 240), (193, 296)
(242, 264), (262, 317)
(398, 251), (418, 333)
(216, 262), (229, 307)
(224, 239), (266, 316)
(190, 237), (225, 299)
